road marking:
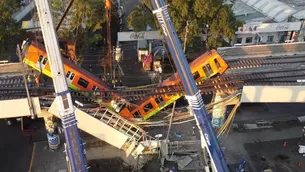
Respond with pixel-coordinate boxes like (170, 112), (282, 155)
(28, 142), (36, 172)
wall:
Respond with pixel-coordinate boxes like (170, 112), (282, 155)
(0, 97), (41, 119)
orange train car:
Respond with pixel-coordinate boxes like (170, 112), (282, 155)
(24, 32), (76, 60)
(23, 40), (110, 94)
(117, 50), (228, 120)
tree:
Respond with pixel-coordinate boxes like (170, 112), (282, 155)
(127, 4), (156, 31)
(136, 0), (241, 50)
(193, 0), (241, 49)
(50, 0), (106, 65)
(0, 0), (22, 60)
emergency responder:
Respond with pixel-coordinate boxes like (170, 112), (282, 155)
(27, 75), (32, 87)
(34, 74), (40, 87)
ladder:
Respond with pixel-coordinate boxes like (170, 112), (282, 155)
(91, 107), (154, 157)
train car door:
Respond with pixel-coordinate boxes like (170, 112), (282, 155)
(35, 55), (48, 71)
(65, 71), (75, 86)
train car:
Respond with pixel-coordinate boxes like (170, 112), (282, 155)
(23, 41), (110, 95)
(117, 50), (228, 120)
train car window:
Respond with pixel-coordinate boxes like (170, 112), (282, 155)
(92, 86), (97, 90)
(38, 55), (43, 62)
(70, 73), (75, 80)
(193, 71), (200, 80)
(66, 71), (71, 78)
(119, 104), (126, 112)
(155, 97), (164, 104)
(132, 111), (142, 118)
(77, 77), (89, 88)
(144, 102), (153, 112)
(42, 58), (48, 65)
(203, 64), (212, 76)
(214, 58), (221, 68)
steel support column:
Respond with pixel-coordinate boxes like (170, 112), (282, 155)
(35, 0), (87, 171)
(150, 0), (229, 171)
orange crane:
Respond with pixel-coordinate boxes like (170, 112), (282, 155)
(102, 0), (113, 82)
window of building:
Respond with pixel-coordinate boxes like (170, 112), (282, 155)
(236, 38), (242, 44)
(267, 35), (274, 42)
(132, 111), (142, 118)
(245, 37), (253, 43)
(77, 77), (89, 88)
(42, 58), (48, 65)
(193, 71), (200, 80)
(143, 102), (153, 112)
(66, 71), (71, 78)
(70, 73), (75, 80)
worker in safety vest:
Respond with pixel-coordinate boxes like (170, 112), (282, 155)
(27, 75), (32, 87)
(34, 74), (40, 87)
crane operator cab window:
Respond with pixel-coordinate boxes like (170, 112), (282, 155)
(77, 77), (89, 88)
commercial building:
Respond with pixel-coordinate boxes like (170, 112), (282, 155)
(230, 0), (305, 46)
(235, 21), (302, 45)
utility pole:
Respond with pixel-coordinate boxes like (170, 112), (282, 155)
(35, 1), (87, 171)
(183, 20), (189, 53)
(151, 0), (229, 171)
(166, 101), (176, 141)
(17, 45), (35, 119)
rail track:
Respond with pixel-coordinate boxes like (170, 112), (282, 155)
(0, 69), (304, 102)
(1, 55), (305, 102)
(227, 56), (305, 69)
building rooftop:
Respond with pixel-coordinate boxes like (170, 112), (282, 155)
(232, 0), (305, 22)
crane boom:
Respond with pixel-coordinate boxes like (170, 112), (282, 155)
(35, 0), (87, 171)
(150, 0), (230, 171)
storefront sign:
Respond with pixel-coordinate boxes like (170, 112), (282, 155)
(130, 32), (145, 40)
(118, 31), (163, 41)
(236, 22), (302, 34)
(276, 24), (290, 31)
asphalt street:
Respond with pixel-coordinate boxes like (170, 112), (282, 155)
(0, 119), (45, 172)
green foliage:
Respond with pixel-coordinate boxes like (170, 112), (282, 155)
(127, 5), (156, 31)
(51, 0), (106, 45)
(137, 0), (241, 50)
(50, 0), (106, 62)
(0, 0), (22, 59)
